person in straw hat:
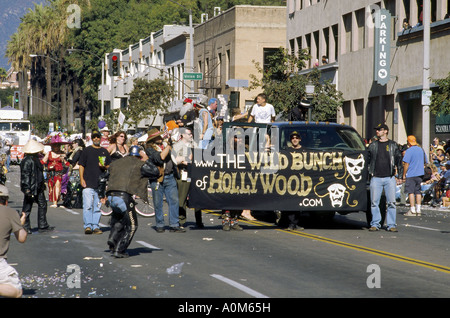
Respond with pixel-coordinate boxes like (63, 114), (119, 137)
(20, 139), (54, 234)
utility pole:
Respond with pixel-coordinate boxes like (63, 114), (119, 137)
(422, 0), (431, 157)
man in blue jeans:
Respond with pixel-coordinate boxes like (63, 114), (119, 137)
(367, 124), (404, 232)
(79, 131), (111, 235)
(145, 128), (185, 233)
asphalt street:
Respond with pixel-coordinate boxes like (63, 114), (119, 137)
(3, 164), (450, 303)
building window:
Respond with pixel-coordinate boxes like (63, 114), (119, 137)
(120, 97), (127, 109)
(217, 52), (222, 85)
(342, 12), (352, 54)
(263, 48), (279, 73)
(104, 101), (111, 115)
(356, 8), (366, 50)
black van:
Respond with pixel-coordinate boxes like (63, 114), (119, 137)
(189, 121), (369, 220)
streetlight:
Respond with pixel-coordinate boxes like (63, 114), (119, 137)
(167, 0), (195, 92)
(29, 54), (61, 126)
(67, 48), (105, 117)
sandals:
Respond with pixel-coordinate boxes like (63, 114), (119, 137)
(240, 210), (256, 221)
(404, 210), (420, 216)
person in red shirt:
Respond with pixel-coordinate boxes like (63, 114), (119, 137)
(42, 136), (71, 208)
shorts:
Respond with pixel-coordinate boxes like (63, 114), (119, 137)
(405, 176), (423, 195)
(0, 258), (22, 291)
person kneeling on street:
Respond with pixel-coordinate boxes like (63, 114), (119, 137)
(99, 146), (160, 258)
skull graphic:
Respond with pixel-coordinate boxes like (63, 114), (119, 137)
(344, 154), (365, 182)
(327, 183), (346, 207)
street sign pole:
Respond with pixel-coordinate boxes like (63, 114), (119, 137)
(183, 73), (203, 81)
(422, 0), (431, 158)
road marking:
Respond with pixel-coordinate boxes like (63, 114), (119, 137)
(202, 210), (450, 273)
(203, 210), (450, 274)
(211, 274), (269, 298)
(280, 228), (450, 274)
(136, 240), (162, 250)
(64, 208), (79, 215)
(403, 224), (440, 231)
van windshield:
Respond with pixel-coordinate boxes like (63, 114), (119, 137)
(280, 126), (366, 151)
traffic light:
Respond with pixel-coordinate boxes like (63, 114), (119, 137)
(109, 52), (120, 76)
(13, 91), (20, 105)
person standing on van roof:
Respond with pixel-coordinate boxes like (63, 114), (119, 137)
(248, 93), (276, 124)
(367, 124), (403, 232)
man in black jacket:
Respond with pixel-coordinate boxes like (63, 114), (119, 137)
(20, 139), (54, 233)
(367, 124), (403, 232)
(99, 146), (160, 258)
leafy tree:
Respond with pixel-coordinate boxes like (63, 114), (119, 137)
(430, 72), (450, 115)
(126, 77), (176, 128)
(0, 87), (15, 108)
(0, 68), (7, 82)
(29, 114), (57, 137)
(8, 0), (287, 134)
(249, 47), (343, 122)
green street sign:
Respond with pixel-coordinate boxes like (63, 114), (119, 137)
(183, 72), (203, 80)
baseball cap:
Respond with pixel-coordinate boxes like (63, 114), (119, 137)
(92, 131), (101, 139)
(407, 135), (417, 146)
(374, 123), (389, 130)
(290, 131), (301, 138)
(0, 185), (9, 197)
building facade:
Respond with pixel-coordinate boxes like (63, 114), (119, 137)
(287, 0), (450, 146)
(193, 5), (286, 114)
(101, 25), (193, 130)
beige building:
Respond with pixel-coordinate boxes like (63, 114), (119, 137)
(287, 0), (450, 146)
(193, 5), (286, 115)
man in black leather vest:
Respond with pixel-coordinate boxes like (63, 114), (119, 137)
(99, 146), (159, 258)
(20, 140), (54, 234)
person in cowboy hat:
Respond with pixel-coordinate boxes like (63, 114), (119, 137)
(20, 140), (54, 234)
(100, 126), (111, 149)
(144, 128), (185, 233)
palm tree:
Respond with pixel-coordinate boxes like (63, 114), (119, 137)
(7, 0), (91, 128)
